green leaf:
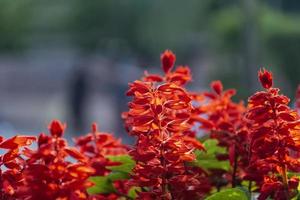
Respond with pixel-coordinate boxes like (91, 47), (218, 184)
(106, 155), (135, 173)
(128, 186), (141, 199)
(107, 171), (130, 181)
(194, 159), (230, 171)
(192, 139), (230, 171)
(199, 139), (227, 156)
(87, 155), (135, 195)
(205, 188), (249, 200)
(87, 176), (115, 195)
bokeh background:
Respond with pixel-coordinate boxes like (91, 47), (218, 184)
(0, 0), (300, 142)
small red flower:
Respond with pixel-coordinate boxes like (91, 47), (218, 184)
(161, 50), (176, 74)
(258, 68), (273, 89)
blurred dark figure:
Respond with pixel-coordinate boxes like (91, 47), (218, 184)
(69, 64), (89, 134)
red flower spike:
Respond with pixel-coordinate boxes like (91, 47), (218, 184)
(49, 120), (65, 137)
(18, 121), (95, 200)
(75, 124), (129, 199)
(161, 50), (176, 74)
(192, 80), (248, 188)
(258, 68), (273, 89)
(246, 69), (300, 200)
(124, 51), (209, 199)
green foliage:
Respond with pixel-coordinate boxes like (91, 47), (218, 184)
(205, 188), (249, 200)
(128, 186), (141, 199)
(106, 155), (135, 174)
(192, 139), (230, 171)
(87, 176), (115, 194)
(87, 155), (135, 195)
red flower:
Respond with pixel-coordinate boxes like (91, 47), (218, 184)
(20, 120), (94, 200)
(161, 50), (176, 73)
(192, 80), (248, 188)
(246, 70), (300, 200)
(0, 135), (36, 199)
(124, 50), (208, 199)
(75, 123), (129, 199)
(258, 68), (273, 89)
(75, 123), (128, 174)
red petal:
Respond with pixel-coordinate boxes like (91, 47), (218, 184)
(64, 147), (87, 162)
(0, 135), (36, 149)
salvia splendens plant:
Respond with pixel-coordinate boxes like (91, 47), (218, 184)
(1, 51), (300, 200)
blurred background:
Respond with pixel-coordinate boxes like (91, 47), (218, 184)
(0, 0), (300, 142)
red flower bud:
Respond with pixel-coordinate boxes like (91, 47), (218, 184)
(258, 68), (273, 89)
(210, 80), (223, 95)
(161, 50), (176, 73)
(49, 120), (65, 137)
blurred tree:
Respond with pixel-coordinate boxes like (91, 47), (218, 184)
(0, 0), (33, 52)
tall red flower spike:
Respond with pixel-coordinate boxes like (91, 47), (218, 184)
(75, 123), (129, 200)
(19, 120), (95, 200)
(123, 50), (209, 199)
(192, 80), (248, 188)
(0, 135), (35, 199)
(246, 69), (300, 200)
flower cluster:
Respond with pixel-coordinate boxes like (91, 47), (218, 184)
(75, 123), (129, 200)
(245, 69), (300, 200)
(0, 120), (129, 200)
(123, 50), (208, 199)
(19, 120), (95, 200)
(2, 51), (300, 200)
(0, 135), (35, 199)
(193, 80), (248, 188)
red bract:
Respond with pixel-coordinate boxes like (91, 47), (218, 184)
(124, 51), (208, 199)
(246, 69), (300, 200)
(20, 120), (95, 200)
(0, 135), (36, 199)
